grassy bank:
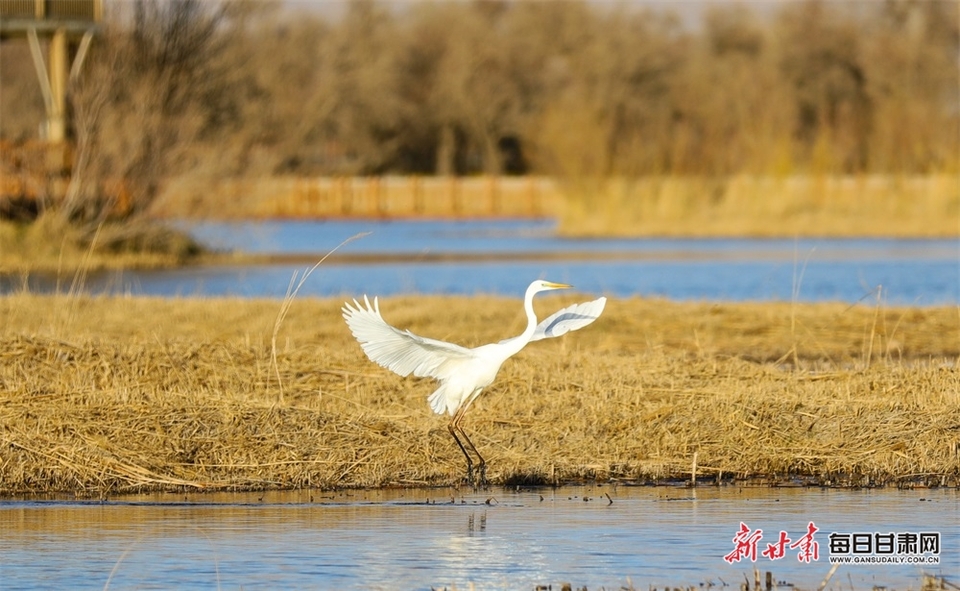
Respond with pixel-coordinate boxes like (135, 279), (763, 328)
(1, 293), (958, 495)
(0, 214), (204, 274)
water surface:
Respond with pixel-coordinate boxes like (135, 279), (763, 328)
(3, 219), (957, 305)
(1, 486), (955, 590)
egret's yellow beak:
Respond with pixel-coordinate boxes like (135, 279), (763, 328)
(544, 281), (572, 290)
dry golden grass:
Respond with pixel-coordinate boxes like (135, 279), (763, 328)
(558, 175), (960, 237)
(1, 292), (958, 495)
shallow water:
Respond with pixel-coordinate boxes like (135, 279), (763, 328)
(1, 486), (955, 590)
(4, 219), (958, 305)
(181, 219), (958, 261)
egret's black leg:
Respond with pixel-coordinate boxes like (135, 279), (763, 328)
(448, 422), (475, 485)
(455, 424), (486, 487)
(450, 400), (487, 487)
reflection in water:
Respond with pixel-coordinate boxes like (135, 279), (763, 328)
(1, 487), (955, 590)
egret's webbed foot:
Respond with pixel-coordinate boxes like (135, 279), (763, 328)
(465, 464), (476, 487)
(463, 463), (488, 489)
(462, 456), (476, 487)
(476, 461), (488, 488)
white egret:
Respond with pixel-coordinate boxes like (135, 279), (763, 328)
(342, 280), (606, 484)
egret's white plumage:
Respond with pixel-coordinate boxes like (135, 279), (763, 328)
(342, 279), (606, 483)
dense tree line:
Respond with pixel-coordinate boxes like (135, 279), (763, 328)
(1, 0), (957, 220)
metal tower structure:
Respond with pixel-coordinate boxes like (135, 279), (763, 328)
(1, 0), (103, 142)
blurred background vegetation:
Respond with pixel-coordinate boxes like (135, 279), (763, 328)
(0, 0), (957, 238)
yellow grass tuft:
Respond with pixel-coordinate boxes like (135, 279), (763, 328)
(0, 293), (958, 495)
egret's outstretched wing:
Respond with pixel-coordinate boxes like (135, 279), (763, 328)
(530, 297), (607, 342)
(342, 295), (475, 380)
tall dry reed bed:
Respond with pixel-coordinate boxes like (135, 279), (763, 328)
(1, 293), (958, 495)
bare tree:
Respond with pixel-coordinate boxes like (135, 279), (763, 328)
(64, 0), (229, 228)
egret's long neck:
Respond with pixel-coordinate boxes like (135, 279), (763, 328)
(521, 285), (539, 341)
(498, 284), (540, 357)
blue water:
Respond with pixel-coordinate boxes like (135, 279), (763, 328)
(4, 219), (958, 305)
(1, 487), (955, 590)
(179, 219), (959, 261)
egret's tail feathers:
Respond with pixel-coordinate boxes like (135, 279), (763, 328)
(427, 385), (452, 415)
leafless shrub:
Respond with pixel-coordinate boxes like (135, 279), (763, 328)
(63, 0), (230, 230)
